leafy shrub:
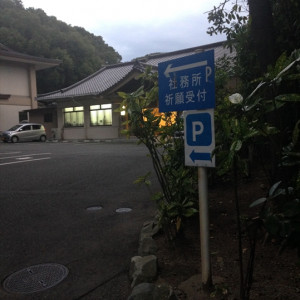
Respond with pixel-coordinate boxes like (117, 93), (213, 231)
(118, 69), (198, 239)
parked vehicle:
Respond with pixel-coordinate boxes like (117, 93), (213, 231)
(1, 123), (47, 143)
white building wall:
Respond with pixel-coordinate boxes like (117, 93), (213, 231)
(87, 126), (119, 139)
(63, 128), (86, 140)
(0, 61), (38, 131)
(0, 63), (30, 96)
(0, 104), (30, 131)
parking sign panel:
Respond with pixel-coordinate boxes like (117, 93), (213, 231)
(186, 113), (212, 146)
(158, 50), (215, 112)
(184, 109), (215, 167)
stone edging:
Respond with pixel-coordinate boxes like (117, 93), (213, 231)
(127, 219), (178, 300)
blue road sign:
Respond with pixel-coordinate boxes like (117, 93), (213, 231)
(158, 50), (215, 112)
(184, 110), (215, 167)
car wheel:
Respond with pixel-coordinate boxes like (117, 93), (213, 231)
(11, 136), (18, 143)
(40, 135), (46, 142)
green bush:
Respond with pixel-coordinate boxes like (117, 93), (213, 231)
(118, 69), (198, 239)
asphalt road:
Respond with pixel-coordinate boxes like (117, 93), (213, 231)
(0, 141), (158, 299)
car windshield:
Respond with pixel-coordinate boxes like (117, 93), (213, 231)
(8, 125), (22, 131)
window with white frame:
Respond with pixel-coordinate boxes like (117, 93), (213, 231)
(90, 104), (112, 126)
(63, 106), (84, 127)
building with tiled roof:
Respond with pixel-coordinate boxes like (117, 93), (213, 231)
(0, 43), (61, 131)
(33, 41), (234, 141)
(38, 41), (233, 102)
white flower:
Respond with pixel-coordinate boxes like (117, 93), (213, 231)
(229, 93), (243, 104)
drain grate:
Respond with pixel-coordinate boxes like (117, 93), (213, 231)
(3, 263), (68, 294)
(116, 207), (132, 213)
(86, 206), (103, 211)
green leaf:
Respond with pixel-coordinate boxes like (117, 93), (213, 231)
(292, 120), (300, 145)
(250, 197), (267, 208)
(230, 140), (242, 152)
(183, 208), (198, 217)
(264, 99), (286, 112)
(182, 200), (194, 207)
(243, 97), (261, 111)
(246, 81), (266, 100)
(244, 129), (260, 139)
(272, 56), (300, 82)
(275, 94), (300, 103)
(117, 91), (127, 99)
(269, 181), (282, 197)
(134, 172), (151, 186)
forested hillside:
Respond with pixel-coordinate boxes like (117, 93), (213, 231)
(0, 0), (122, 93)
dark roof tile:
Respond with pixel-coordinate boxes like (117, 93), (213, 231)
(39, 63), (137, 100)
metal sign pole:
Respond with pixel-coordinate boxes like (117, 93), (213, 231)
(157, 49), (216, 292)
(198, 166), (212, 291)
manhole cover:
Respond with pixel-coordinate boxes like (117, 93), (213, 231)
(3, 263), (68, 294)
(116, 208), (132, 213)
(86, 206), (103, 211)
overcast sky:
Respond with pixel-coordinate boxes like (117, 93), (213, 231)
(21, 0), (226, 62)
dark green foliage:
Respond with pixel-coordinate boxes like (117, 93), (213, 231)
(207, 0), (300, 82)
(208, 2), (299, 296)
(250, 181), (300, 256)
(214, 50), (300, 203)
(0, 0), (121, 93)
(214, 51), (300, 184)
(212, 52), (299, 299)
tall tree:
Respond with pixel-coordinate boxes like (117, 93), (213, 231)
(248, 0), (275, 72)
(0, 0), (122, 93)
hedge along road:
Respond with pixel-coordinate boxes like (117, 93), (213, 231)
(0, 141), (158, 299)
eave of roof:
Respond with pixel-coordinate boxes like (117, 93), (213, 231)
(0, 43), (61, 70)
(38, 61), (144, 102)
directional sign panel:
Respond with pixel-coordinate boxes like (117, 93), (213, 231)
(158, 50), (215, 112)
(184, 109), (215, 167)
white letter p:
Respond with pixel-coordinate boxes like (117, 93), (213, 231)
(193, 121), (204, 142)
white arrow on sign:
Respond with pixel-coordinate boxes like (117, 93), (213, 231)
(164, 60), (208, 78)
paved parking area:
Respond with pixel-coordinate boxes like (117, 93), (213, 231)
(0, 142), (157, 299)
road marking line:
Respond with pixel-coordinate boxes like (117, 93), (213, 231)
(0, 157), (51, 166)
(0, 152), (21, 155)
(0, 153), (51, 160)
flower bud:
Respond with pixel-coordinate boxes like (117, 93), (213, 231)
(229, 93), (243, 104)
